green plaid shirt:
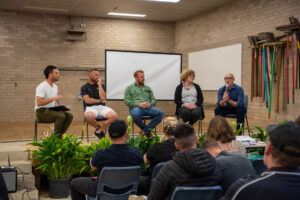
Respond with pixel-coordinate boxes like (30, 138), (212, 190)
(124, 83), (156, 110)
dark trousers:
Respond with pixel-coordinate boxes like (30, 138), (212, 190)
(137, 175), (151, 195)
(178, 107), (202, 125)
(214, 106), (245, 129)
(0, 172), (9, 200)
(70, 177), (97, 200)
(36, 108), (73, 138)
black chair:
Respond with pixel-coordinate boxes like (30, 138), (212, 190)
(82, 101), (107, 142)
(88, 166), (140, 200)
(171, 186), (222, 200)
(177, 104), (204, 136)
(34, 118), (53, 140)
(129, 109), (157, 138)
(225, 95), (250, 135)
(151, 162), (166, 185)
(251, 158), (267, 175)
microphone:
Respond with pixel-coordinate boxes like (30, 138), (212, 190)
(225, 84), (229, 93)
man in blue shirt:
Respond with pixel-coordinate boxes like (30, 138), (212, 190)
(215, 73), (245, 130)
(70, 120), (143, 200)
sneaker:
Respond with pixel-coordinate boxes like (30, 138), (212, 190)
(94, 130), (106, 140)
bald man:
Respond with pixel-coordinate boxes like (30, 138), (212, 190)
(215, 73), (245, 130)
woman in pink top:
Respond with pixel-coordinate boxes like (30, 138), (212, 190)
(205, 116), (247, 156)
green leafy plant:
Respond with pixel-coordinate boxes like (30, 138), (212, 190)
(28, 133), (84, 179)
(250, 126), (268, 142)
(197, 133), (206, 148)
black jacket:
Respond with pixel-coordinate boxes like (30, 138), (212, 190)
(174, 83), (204, 117)
(148, 148), (222, 200)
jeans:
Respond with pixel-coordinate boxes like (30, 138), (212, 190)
(130, 107), (165, 134)
(70, 177), (97, 200)
(36, 108), (73, 138)
(214, 106), (245, 129)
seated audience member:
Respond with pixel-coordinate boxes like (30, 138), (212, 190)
(138, 117), (179, 195)
(0, 171), (9, 200)
(35, 65), (73, 138)
(81, 68), (118, 139)
(174, 69), (204, 125)
(206, 116), (247, 156)
(70, 120), (143, 200)
(124, 70), (165, 138)
(221, 121), (300, 200)
(202, 138), (256, 193)
(215, 73), (245, 130)
(147, 124), (222, 200)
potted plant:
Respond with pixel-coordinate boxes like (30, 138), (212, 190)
(29, 133), (84, 198)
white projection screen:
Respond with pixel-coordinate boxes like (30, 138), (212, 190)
(189, 43), (242, 90)
(105, 50), (182, 100)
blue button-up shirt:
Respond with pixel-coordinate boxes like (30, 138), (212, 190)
(217, 84), (244, 108)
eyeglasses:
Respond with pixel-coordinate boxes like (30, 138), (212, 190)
(224, 77), (233, 80)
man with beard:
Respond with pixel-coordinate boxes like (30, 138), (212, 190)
(35, 65), (73, 138)
(124, 70), (164, 138)
(81, 68), (118, 139)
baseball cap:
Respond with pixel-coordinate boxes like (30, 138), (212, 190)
(267, 121), (300, 157)
(108, 120), (128, 139)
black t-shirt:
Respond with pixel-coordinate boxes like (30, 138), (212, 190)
(91, 144), (143, 190)
(81, 82), (106, 106)
(145, 138), (177, 175)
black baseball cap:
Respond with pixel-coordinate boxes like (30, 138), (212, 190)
(108, 120), (128, 139)
(267, 121), (300, 157)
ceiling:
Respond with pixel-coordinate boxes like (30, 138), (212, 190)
(0, 0), (233, 22)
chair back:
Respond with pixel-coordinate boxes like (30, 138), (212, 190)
(95, 166), (140, 200)
(251, 158), (267, 175)
(151, 162), (166, 185)
(82, 101), (87, 112)
(171, 186), (222, 200)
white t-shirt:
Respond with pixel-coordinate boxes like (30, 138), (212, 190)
(35, 81), (58, 110)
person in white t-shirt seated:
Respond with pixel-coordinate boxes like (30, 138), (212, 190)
(35, 65), (73, 138)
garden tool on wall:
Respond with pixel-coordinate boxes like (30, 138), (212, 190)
(268, 46), (276, 119)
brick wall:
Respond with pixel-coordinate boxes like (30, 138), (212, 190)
(0, 11), (175, 125)
(175, 0), (300, 130)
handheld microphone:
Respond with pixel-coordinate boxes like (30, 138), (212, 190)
(225, 84), (229, 93)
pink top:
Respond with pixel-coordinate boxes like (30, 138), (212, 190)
(218, 140), (247, 157)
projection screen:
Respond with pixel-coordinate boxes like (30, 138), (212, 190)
(105, 50), (182, 100)
(189, 43), (242, 90)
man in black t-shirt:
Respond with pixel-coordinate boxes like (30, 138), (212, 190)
(70, 120), (143, 200)
(81, 68), (118, 139)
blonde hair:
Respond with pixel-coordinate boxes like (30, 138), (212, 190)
(180, 69), (195, 82)
(162, 117), (178, 136)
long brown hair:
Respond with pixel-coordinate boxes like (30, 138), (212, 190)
(206, 116), (235, 143)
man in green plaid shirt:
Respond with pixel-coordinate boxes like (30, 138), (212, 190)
(124, 70), (165, 138)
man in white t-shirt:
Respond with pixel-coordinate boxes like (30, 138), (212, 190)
(35, 65), (73, 138)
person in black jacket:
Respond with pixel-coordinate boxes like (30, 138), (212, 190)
(147, 123), (222, 200)
(174, 69), (204, 125)
(221, 121), (300, 200)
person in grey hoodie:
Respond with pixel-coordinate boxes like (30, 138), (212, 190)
(147, 123), (222, 200)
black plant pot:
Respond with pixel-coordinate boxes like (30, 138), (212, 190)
(48, 178), (70, 198)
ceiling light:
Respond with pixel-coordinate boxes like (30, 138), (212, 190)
(147, 0), (181, 3)
(108, 12), (146, 18)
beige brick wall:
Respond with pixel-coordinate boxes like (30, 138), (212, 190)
(175, 0), (300, 130)
(0, 11), (175, 125)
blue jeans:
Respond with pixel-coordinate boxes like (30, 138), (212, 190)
(130, 107), (165, 134)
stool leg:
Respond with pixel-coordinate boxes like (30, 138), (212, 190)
(87, 122), (89, 142)
(246, 115), (250, 135)
(34, 121), (38, 141)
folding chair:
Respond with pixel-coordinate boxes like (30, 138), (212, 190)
(82, 101), (107, 142)
(151, 162), (166, 185)
(88, 166), (140, 200)
(34, 118), (53, 140)
(177, 104), (204, 136)
(225, 95), (250, 135)
(251, 158), (267, 175)
(129, 109), (157, 138)
(171, 186), (222, 200)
